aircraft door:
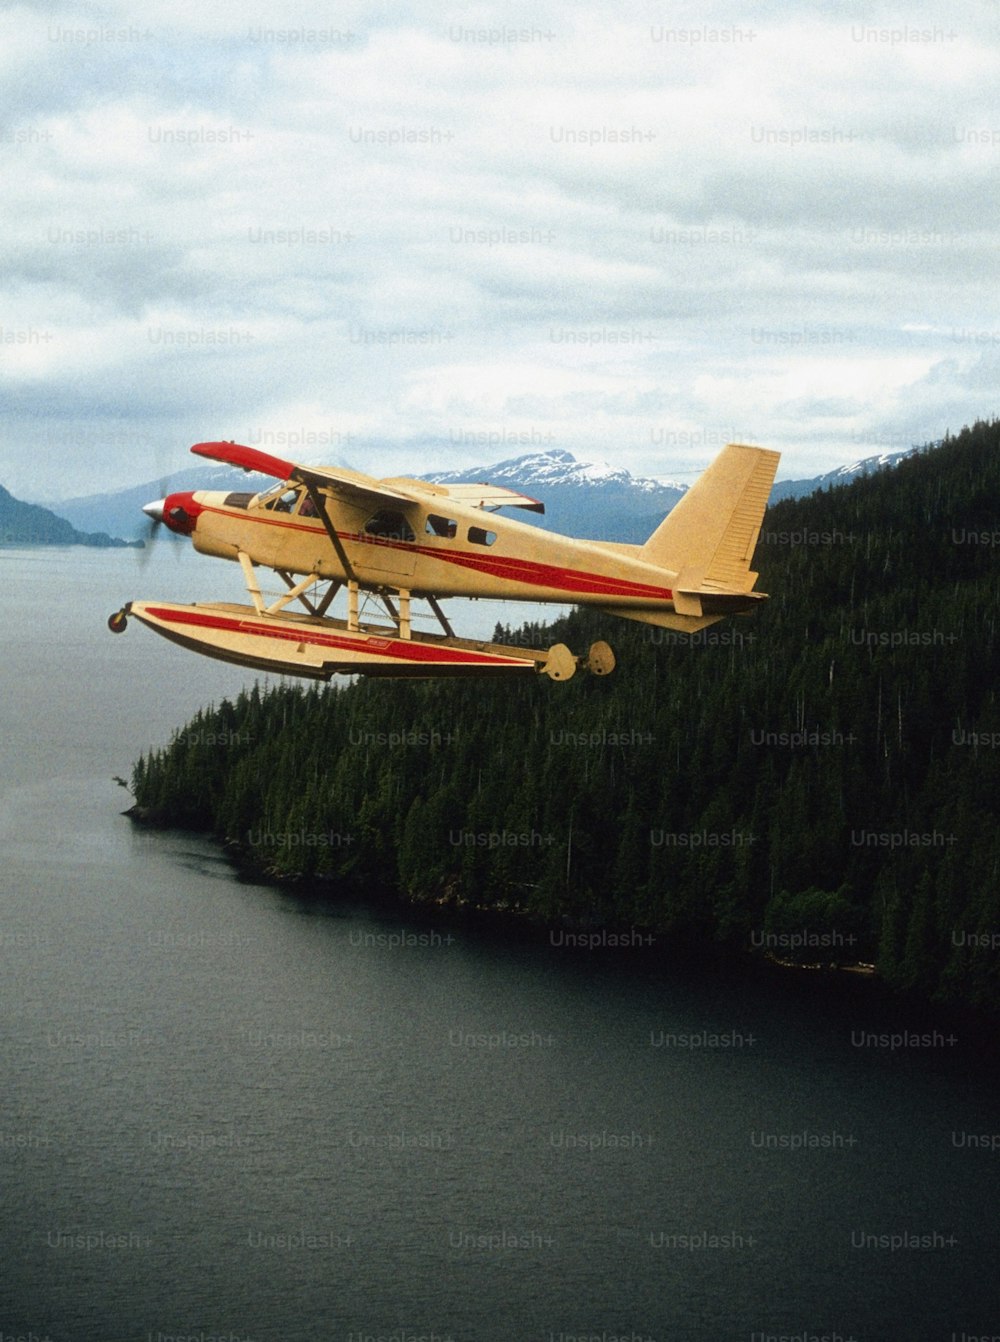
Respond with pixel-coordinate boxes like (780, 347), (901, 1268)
(358, 508), (418, 579)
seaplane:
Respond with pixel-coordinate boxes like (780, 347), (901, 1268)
(108, 439), (780, 681)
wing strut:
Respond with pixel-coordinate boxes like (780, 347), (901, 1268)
(302, 480), (357, 584)
(237, 550), (265, 615)
(275, 571), (341, 618)
(427, 594), (454, 637)
(264, 570), (324, 617)
(375, 590), (412, 639)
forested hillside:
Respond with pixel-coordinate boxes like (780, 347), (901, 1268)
(0, 483), (136, 546)
(132, 418), (1000, 1012)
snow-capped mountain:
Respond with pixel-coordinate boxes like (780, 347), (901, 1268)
(768, 446), (924, 502)
(427, 449), (685, 539)
(431, 448), (681, 494)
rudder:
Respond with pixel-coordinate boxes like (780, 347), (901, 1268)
(642, 443), (780, 593)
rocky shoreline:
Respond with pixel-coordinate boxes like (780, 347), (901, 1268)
(124, 803), (885, 979)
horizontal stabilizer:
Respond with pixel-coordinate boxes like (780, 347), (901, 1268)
(602, 606), (725, 634)
(390, 479), (545, 514)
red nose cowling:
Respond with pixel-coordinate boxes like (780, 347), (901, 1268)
(160, 491), (203, 536)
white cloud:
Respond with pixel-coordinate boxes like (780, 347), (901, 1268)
(1, 0), (998, 498)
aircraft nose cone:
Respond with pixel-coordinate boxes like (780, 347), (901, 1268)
(142, 498), (165, 522)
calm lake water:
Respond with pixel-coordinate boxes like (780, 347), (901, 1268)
(1, 545), (998, 1341)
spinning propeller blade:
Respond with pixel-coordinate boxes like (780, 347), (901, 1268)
(137, 485), (180, 566)
(138, 497), (163, 566)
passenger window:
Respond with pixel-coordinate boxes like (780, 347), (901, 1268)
(426, 514), (458, 539)
(363, 510), (415, 542)
(468, 526), (497, 547)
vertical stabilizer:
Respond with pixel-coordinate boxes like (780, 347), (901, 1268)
(642, 443), (780, 591)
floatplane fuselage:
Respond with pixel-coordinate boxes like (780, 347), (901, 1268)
(109, 440), (780, 681)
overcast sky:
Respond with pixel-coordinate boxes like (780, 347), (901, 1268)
(3, 0), (999, 500)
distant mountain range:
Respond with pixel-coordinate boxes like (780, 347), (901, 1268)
(433, 445), (924, 539)
(52, 464), (266, 543)
(0, 483), (140, 548)
(767, 448), (923, 502)
(43, 444), (925, 544)
(430, 448), (686, 540)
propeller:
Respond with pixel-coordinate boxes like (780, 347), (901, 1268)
(137, 458), (187, 565)
(137, 493), (167, 567)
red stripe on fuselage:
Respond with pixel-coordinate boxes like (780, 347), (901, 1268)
(197, 505), (673, 601)
(417, 544), (672, 598)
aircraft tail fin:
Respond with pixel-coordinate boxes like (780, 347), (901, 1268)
(642, 443), (780, 596)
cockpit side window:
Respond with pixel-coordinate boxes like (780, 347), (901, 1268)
(363, 510), (415, 543)
(468, 526), (497, 546)
(425, 514), (458, 539)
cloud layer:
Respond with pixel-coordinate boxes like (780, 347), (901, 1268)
(3, 0), (999, 498)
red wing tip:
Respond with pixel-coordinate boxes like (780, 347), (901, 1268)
(190, 440), (253, 462)
(190, 441), (296, 480)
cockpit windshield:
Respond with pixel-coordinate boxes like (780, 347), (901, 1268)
(257, 484), (302, 513)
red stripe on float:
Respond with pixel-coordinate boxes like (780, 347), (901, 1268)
(143, 606), (529, 666)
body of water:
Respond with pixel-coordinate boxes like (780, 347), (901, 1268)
(1, 545), (997, 1340)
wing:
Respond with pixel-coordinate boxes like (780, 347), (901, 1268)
(191, 442), (417, 509)
(191, 443), (544, 513)
(384, 478), (545, 515)
(291, 464), (417, 509)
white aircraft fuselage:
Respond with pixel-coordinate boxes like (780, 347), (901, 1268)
(176, 482), (675, 609)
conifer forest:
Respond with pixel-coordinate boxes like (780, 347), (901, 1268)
(132, 418), (1000, 1014)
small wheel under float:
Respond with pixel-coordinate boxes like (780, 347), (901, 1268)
(585, 640), (615, 675)
(541, 643), (577, 681)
